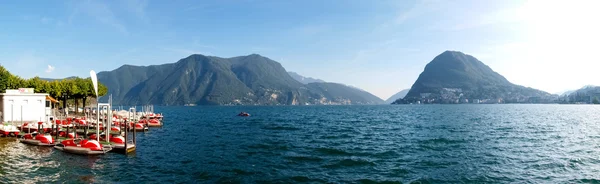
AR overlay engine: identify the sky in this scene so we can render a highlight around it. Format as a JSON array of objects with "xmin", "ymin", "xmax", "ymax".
[{"xmin": 1, "ymin": 0, "xmax": 599, "ymax": 100}]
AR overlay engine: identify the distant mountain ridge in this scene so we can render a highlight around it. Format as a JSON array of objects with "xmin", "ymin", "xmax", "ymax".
[
  {"xmin": 398, "ymin": 51, "xmax": 556, "ymax": 104},
  {"xmin": 40, "ymin": 76, "xmax": 78, "ymax": 81},
  {"xmin": 386, "ymin": 89, "xmax": 410, "ymax": 104},
  {"xmin": 558, "ymin": 85, "xmax": 600, "ymax": 104},
  {"xmin": 287, "ymin": 72, "xmax": 325, "ymax": 84},
  {"xmin": 93, "ymin": 54, "xmax": 383, "ymax": 105}
]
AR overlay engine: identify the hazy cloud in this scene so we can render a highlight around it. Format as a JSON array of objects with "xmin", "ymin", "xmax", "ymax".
[
  {"xmin": 68, "ymin": 0, "xmax": 128, "ymax": 34},
  {"xmin": 45, "ymin": 65, "xmax": 55, "ymax": 73}
]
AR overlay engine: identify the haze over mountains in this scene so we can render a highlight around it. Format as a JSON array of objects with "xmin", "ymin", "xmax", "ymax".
[
  {"xmin": 94, "ymin": 54, "xmax": 384, "ymax": 105},
  {"xmin": 394, "ymin": 51, "xmax": 556, "ymax": 104},
  {"xmin": 557, "ymin": 85, "xmax": 600, "ymax": 104},
  {"xmin": 385, "ymin": 89, "xmax": 410, "ymax": 104}
]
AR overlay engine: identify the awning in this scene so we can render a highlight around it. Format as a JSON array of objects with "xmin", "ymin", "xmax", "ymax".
[{"xmin": 46, "ymin": 96, "xmax": 59, "ymax": 103}]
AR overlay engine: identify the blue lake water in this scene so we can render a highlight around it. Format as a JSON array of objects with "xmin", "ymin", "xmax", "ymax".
[{"xmin": 1, "ymin": 104, "xmax": 600, "ymax": 183}]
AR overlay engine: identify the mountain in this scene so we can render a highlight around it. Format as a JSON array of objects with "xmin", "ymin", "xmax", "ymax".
[
  {"xmin": 559, "ymin": 85, "xmax": 600, "ymax": 104},
  {"xmin": 287, "ymin": 72, "xmax": 325, "ymax": 84},
  {"xmin": 385, "ymin": 89, "xmax": 410, "ymax": 104},
  {"xmin": 287, "ymin": 72, "xmax": 383, "ymax": 104},
  {"xmin": 306, "ymin": 82, "xmax": 384, "ymax": 104},
  {"xmin": 399, "ymin": 51, "xmax": 555, "ymax": 104},
  {"xmin": 40, "ymin": 76, "xmax": 78, "ymax": 81},
  {"xmin": 556, "ymin": 85, "xmax": 597, "ymax": 96},
  {"xmin": 96, "ymin": 54, "xmax": 383, "ymax": 105},
  {"xmin": 556, "ymin": 90, "xmax": 573, "ymax": 96}
]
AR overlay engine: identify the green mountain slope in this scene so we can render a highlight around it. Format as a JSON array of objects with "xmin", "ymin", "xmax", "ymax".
[
  {"xmin": 119, "ymin": 55, "xmax": 254, "ymax": 105},
  {"xmin": 402, "ymin": 51, "xmax": 555, "ymax": 103},
  {"xmin": 95, "ymin": 54, "xmax": 383, "ymax": 105}
]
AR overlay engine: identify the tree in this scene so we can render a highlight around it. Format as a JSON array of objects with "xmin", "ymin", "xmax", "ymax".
[
  {"xmin": 27, "ymin": 77, "xmax": 48, "ymax": 93},
  {"xmin": 98, "ymin": 83, "xmax": 108, "ymax": 96},
  {"xmin": 77, "ymin": 78, "xmax": 92, "ymax": 108},
  {"xmin": 593, "ymin": 97, "xmax": 599, "ymax": 104},
  {"xmin": 0, "ymin": 67, "xmax": 109, "ymax": 110},
  {"xmin": 0, "ymin": 65, "xmax": 11, "ymax": 92}
]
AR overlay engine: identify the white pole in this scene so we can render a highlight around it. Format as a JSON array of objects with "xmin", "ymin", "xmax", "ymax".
[
  {"xmin": 108, "ymin": 94, "xmax": 112, "ymax": 142},
  {"xmin": 96, "ymin": 102, "xmax": 99, "ymax": 142}
]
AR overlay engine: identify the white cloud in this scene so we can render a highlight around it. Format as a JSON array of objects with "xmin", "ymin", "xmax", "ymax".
[{"xmin": 45, "ymin": 65, "xmax": 55, "ymax": 73}]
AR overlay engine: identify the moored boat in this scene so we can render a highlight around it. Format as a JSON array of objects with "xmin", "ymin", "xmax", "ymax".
[
  {"xmin": 147, "ymin": 119, "xmax": 162, "ymax": 127},
  {"xmin": 0, "ymin": 124, "xmax": 20, "ymax": 137},
  {"xmin": 54, "ymin": 139, "xmax": 112, "ymax": 155},
  {"xmin": 141, "ymin": 119, "xmax": 162, "ymax": 127},
  {"xmin": 103, "ymin": 135, "xmax": 135, "ymax": 154},
  {"xmin": 130, "ymin": 122, "xmax": 148, "ymax": 132},
  {"xmin": 19, "ymin": 132, "xmax": 56, "ymax": 146},
  {"xmin": 18, "ymin": 122, "xmax": 39, "ymax": 133}
]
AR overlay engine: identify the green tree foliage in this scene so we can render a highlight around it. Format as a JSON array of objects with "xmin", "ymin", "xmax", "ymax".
[
  {"xmin": 593, "ymin": 97, "xmax": 599, "ymax": 104},
  {"xmin": 0, "ymin": 66, "xmax": 11, "ymax": 93},
  {"xmin": 0, "ymin": 65, "xmax": 109, "ymax": 108}
]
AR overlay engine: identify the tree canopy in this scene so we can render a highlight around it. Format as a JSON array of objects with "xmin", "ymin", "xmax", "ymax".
[{"xmin": 0, "ymin": 65, "xmax": 108, "ymax": 103}]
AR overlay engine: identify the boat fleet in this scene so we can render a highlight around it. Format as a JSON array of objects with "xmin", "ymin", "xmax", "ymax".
[
  {"xmin": 8, "ymin": 104, "xmax": 164, "ymax": 155},
  {"xmin": 1, "ymin": 70, "xmax": 165, "ymax": 156}
]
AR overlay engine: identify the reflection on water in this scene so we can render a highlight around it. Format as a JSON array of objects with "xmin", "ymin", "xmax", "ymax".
[{"xmin": 0, "ymin": 137, "xmax": 104, "ymax": 183}]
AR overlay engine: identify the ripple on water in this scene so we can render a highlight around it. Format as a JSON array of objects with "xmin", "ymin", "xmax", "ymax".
[
  {"xmin": 314, "ymin": 147, "xmax": 353, "ymax": 156},
  {"xmin": 260, "ymin": 125, "xmax": 301, "ymax": 131},
  {"xmin": 323, "ymin": 159, "xmax": 376, "ymax": 169},
  {"xmin": 284, "ymin": 155, "xmax": 324, "ymax": 162},
  {"xmin": 357, "ymin": 179, "xmax": 403, "ymax": 184},
  {"xmin": 1, "ymin": 105, "xmax": 600, "ymax": 183}
]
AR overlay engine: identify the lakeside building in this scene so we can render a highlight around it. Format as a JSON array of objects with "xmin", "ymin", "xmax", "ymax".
[{"xmin": 0, "ymin": 88, "xmax": 58, "ymax": 123}]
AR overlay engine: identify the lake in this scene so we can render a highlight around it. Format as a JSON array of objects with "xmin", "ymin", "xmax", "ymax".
[{"xmin": 1, "ymin": 104, "xmax": 600, "ymax": 183}]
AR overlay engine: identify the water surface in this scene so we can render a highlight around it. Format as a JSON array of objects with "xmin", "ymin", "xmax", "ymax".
[{"xmin": 1, "ymin": 104, "xmax": 600, "ymax": 183}]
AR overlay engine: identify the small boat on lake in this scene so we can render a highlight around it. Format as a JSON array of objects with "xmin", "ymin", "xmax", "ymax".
[{"xmin": 237, "ymin": 112, "xmax": 250, "ymax": 117}]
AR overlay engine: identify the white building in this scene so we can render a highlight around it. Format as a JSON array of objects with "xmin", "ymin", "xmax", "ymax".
[{"xmin": 0, "ymin": 88, "xmax": 55, "ymax": 123}]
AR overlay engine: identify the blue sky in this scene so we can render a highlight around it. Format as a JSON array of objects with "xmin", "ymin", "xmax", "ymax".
[{"xmin": 1, "ymin": 0, "xmax": 599, "ymax": 99}]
